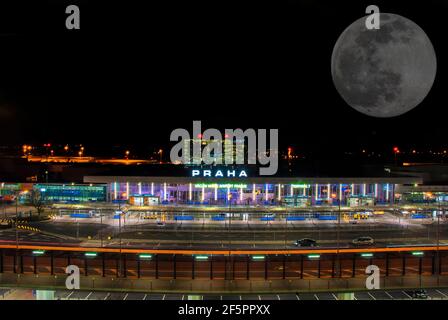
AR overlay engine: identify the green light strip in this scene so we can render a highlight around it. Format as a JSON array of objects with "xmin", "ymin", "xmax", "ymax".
[
  {"xmin": 412, "ymin": 251, "xmax": 424, "ymax": 256},
  {"xmin": 85, "ymin": 252, "xmax": 97, "ymax": 257},
  {"xmin": 251, "ymin": 255, "xmax": 265, "ymax": 260},
  {"xmin": 308, "ymin": 254, "xmax": 320, "ymax": 259},
  {"xmin": 361, "ymin": 253, "xmax": 373, "ymax": 258},
  {"xmin": 139, "ymin": 254, "xmax": 153, "ymax": 259},
  {"xmin": 195, "ymin": 255, "xmax": 209, "ymax": 260},
  {"xmin": 32, "ymin": 250, "xmax": 45, "ymax": 255}
]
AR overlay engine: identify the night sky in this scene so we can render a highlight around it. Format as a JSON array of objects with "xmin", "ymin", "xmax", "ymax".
[{"xmin": 0, "ymin": 0, "xmax": 446, "ymax": 154}]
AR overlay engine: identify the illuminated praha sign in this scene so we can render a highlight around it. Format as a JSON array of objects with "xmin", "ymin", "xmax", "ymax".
[{"xmin": 191, "ymin": 169, "xmax": 248, "ymax": 178}]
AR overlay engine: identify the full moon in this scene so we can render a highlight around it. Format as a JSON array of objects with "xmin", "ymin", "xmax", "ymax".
[{"xmin": 331, "ymin": 13, "xmax": 437, "ymax": 117}]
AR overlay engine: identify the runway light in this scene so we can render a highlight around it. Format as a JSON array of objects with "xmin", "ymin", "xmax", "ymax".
[
  {"xmin": 361, "ymin": 253, "xmax": 373, "ymax": 258},
  {"xmin": 251, "ymin": 255, "xmax": 265, "ymax": 261},
  {"xmin": 85, "ymin": 252, "xmax": 97, "ymax": 257},
  {"xmin": 412, "ymin": 251, "xmax": 424, "ymax": 256},
  {"xmin": 195, "ymin": 255, "xmax": 209, "ymax": 261},
  {"xmin": 138, "ymin": 254, "xmax": 153, "ymax": 259},
  {"xmin": 308, "ymin": 254, "xmax": 320, "ymax": 259},
  {"xmin": 32, "ymin": 250, "xmax": 45, "ymax": 255}
]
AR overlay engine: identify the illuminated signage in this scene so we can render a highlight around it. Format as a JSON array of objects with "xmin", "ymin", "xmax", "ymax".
[
  {"xmin": 291, "ymin": 184, "xmax": 310, "ymax": 188},
  {"xmin": 194, "ymin": 184, "xmax": 248, "ymax": 189},
  {"xmin": 191, "ymin": 169, "xmax": 248, "ymax": 178}
]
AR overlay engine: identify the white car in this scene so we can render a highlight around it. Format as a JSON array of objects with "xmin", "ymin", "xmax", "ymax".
[{"xmin": 352, "ymin": 236, "xmax": 374, "ymax": 246}]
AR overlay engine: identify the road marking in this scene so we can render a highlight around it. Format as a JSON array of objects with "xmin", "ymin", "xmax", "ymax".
[
  {"xmin": 277, "ymin": 294, "xmax": 281, "ymax": 300},
  {"xmin": 162, "ymin": 294, "xmax": 166, "ymax": 300},
  {"xmin": 104, "ymin": 293, "xmax": 110, "ymax": 300},
  {"xmin": 436, "ymin": 289, "xmax": 448, "ymax": 298},
  {"xmin": 123, "ymin": 293, "xmax": 128, "ymax": 300},
  {"xmin": 143, "ymin": 294, "xmax": 147, "ymax": 300},
  {"xmin": 295, "ymin": 294, "xmax": 300, "ymax": 300},
  {"xmin": 402, "ymin": 291, "xmax": 413, "ymax": 299},
  {"xmin": 367, "ymin": 292, "xmax": 376, "ymax": 300},
  {"xmin": 384, "ymin": 291, "xmax": 394, "ymax": 299},
  {"xmin": 314, "ymin": 294, "xmax": 319, "ymax": 300},
  {"xmin": 331, "ymin": 293, "xmax": 338, "ymax": 300},
  {"xmin": 66, "ymin": 291, "xmax": 74, "ymax": 299},
  {"xmin": 85, "ymin": 292, "xmax": 92, "ymax": 300}
]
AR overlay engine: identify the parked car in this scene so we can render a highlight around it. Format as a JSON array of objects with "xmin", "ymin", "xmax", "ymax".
[
  {"xmin": 293, "ymin": 238, "xmax": 317, "ymax": 247},
  {"xmin": 410, "ymin": 289, "xmax": 428, "ymax": 299},
  {"xmin": 352, "ymin": 236, "xmax": 374, "ymax": 246},
  {"xmin": 156, "ymin": 221, "xmax": 166, "ymax": 227}
]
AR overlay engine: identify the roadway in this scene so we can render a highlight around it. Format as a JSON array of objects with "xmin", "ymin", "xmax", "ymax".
[
  {"xmin": 0, "ymin": 210, "xmax": 446, "ymax": 250},
  {"xmin": 0, "ymin": 216, "xmax": 445, "ymax": 250}
]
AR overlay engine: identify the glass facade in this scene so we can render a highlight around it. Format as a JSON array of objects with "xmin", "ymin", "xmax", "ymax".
[
  {"xmin": 35, "ymin": 184, "xmax": 107, "ymax": 203},
  {"xmin": 108, "ymin": 181, "xmax": 394, "ymax": 207}
]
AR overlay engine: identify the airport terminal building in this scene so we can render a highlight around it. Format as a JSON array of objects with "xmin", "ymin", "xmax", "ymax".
[
  {"xmin": 82, "ymin": 167, "xmax": 424, "ymax": 207},
  {"xmin": 3, "ymin": 165, "xmax": 448, "ymax": 207}
]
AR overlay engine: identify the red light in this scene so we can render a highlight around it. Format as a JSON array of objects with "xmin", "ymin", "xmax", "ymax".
[
  {"xmin": 197, "ymin": 134, "xmax": 202, "ymax": 139},
  {"xmin": 393, "ymin": 147, "xmax": 399, "ymax": 153}
]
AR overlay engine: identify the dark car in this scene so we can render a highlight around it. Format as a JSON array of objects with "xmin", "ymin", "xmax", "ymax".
[
  {"xmin": 410, "ymin": 289, "xmax": 428, "ymax": 299},
  {"xmin": 293, "ymin": 238, "xmax": 317, "ymax": 247}
]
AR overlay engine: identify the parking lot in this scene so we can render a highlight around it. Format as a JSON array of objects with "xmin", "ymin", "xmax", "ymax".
[{"xmin": 52, "ymin": 288, "xmax": 448, "ymax": 300}]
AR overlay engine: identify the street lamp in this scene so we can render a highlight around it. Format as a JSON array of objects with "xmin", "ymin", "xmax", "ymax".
[
  {"xmin": 393, "ymin": 146, "xmax": 400, "ymax": 166},
  {"xmin": 158, "ymin": 149, "xmax": 163, "ymax": 163}
]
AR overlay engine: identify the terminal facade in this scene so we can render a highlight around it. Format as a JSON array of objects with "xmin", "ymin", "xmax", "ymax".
[
  {"xmin": 2, "ymin": 173, "xmax": 447, "ymax": 207},
  {"xmin": 83, "ymin": 175, "xmax": 425, "ymax": 207}
]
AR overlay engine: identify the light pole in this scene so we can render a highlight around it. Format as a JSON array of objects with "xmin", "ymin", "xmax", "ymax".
[
  {"xmin": 15, "ymin": 191, "xmax": 19, "ymax": 249},
  {"xmin": 228, "ymin": 193, "xmax": 232, "ymax": 249},
  {"xmin": 331, "ymin": 192, "xmax": 341, "ymax": 277},
  {"xmin": 436, "ymin": 195, "xmax": 441, "ymax": 285},
  {"xmin": 100, "ymin": 208, "xmax": 103, "ymax": 247}
]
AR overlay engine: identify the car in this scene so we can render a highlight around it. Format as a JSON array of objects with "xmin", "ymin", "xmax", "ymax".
[
  {"xmin": 156, "ymin": 221, "xmax": 166, "ymax": 227},
  {"xmin": 410, "ymin": 289, "xmax": 428, "ymax": 299},
  {"xmin": 353, "ymin": 213, "xmax": 369, "ymax": 220},
  {"xmin": 352, "ymin": 236, "xmax": 374, "ymax": 246},
  {"xmin": 293, "ymin": 238, "xmax": 317, "ymax": 247}
]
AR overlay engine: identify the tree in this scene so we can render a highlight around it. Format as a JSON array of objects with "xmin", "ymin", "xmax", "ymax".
[{"xmin": 30, "ymin": 189, "xmax": 44, "ymax": 218}]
